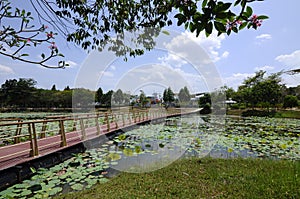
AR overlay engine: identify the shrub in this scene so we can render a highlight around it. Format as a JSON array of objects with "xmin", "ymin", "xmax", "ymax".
[
  {"xmin": 229, "ymin": 104, "xmax": 240, "ymax": 109},
  {"xmin": 241, "ymin": 110, "xmax": 276, "ymax": 117},
  {"xmin": 200, "ymin": 103, "xmax": 212, "ymax": 114},
  {"xmin": 283, "ymin": 95, "xmax": 298, "ymax": 108}
]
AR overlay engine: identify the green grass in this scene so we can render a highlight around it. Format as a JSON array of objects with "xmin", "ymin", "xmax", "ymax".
[
  {"xmin": 55, "ymin": 158, "xmax": 300, "ymax": 199},
  {"xmin": 227, "ymin": 109, "xmax": 300, "ymax": 119},
  {"xmin": 274, "ymin": 110, "xmax": 300, "ymax": 119}
]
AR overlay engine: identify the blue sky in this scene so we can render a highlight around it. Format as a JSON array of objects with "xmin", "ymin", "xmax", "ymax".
[{"xmin": 0, "ymin": 0, "xmax": 299, "ymax": 95}]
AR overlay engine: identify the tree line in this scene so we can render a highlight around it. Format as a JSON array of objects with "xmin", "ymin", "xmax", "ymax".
[
  {"xmin": 0, "ymin": 78, "xmax": 193, "ymax": 110},
  {"xmin": 0, "ymin": 78, "xmax": 113, "ymax": 110},
  {"xmin": 220, "ymin": 71, "xmax": 300, "ymax": 109},
  {"xmin": 0, "ymin": 71, "xmax": 299, "ymax": 111}
]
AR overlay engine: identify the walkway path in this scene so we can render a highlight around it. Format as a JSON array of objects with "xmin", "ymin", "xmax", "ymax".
[{"xmin": 0, "ymin": 108, "xmax": 201, "ymax": 170}]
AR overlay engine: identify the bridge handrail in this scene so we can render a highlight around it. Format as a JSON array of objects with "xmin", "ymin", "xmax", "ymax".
[{"xmin": 0, "ymin": 108, "xmax": 194, "ymax": 163}]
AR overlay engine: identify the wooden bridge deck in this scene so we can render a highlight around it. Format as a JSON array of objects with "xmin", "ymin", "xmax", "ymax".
[{"xmin": 0, "ymin": 109, "xmax": 200, "ymax": 171}]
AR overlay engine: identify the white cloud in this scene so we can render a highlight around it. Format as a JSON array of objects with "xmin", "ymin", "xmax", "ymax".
[
  {"xmin": 221, "ymin": 51, "xmax": 229, "ymax": 59},
  {"xmin": 254, "ymin": 65, "xmax": 275, "ymax": 71},
  {"xmin": 275, "ymin": 50, "xmax": 300, "ymax": 68},
  {"xmin": 223, "ymin": 73, "xmax": 254, "ymax": 89},
  {"xmin": 164, "ymin": 30, "xmax": 229, "ymax": 63},
  {"xmin": 98, "ymin": 71, "xmax": 114, "ymax": 77},
  {"xmin": 156, "ymin": 30, "xmax": 225, "ymax": 91},
  {"xmin": 183, "ymin": 31, "xmax": 228, "ymax": 62},
  {"xmin": 256, "ymin": 34, "xmax": 272, "ymax": 40},
  {"xmin": 0, "ymin": 64, "xmax": 14, "ymax": 75},
  {"xmin": 158, "ymin": 53, "xmax": 188, "ymax": 68},
  {"xmin": 113, "ymin": 64, "xmax": 210, "ymax": 94}
]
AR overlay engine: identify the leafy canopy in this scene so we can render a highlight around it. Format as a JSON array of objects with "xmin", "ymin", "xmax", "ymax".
[{"xmin": 0, "ymin": 0, "xmax": 267, "ymax": 68}]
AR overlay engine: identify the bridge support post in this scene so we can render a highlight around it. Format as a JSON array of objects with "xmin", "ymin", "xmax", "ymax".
[
  {"xmin": 122, "ymin": 114, "xmax": 125, "ymax": 126},
  {"xmin": 41, "ymin": 121, "xmax": 47, "ymax": 138},
  {"xmin": 59, "ymin": 120, "xmax": 67, "ymax": 147},
  {"xmin": 31, "ymin": 123, "xmax": 39, "ymax": 156},
  {"xmin": 128, "ymin": 113, "xmax": 131, "ymax": 124},
  {"xmin": 80, "ymin": 119, "xmax": 86, "ymax": 140},
  {"xmin": 133, "ymin": 112, "xmax": 136, "ymax": 123},
  {"xmin": 72, "ymin": 119, "xmax": 77, "ymax": 131},
  {"xmin": 28, "ymin": 123, "xmax": 35, "ymax": 157},
  {"xmin": 95, "ymin": 117, "xmax": 100, "ymax": 135},
  {"xmin": 105, "ymin": 113, "xmax": 110, "ymax": 132},
  {"xmin": 114, "ymin": 114, "xmax": 118, "ymax": 129},
  {"xmin": 14, "ymin": 121, "xmax": 22, "ymax": 144}
]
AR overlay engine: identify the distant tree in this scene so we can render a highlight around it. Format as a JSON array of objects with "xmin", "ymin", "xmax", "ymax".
[
  {"xmin": 220, "ymin": 85, "xmax": 236, "ymax": 100},
  {"xmin": 0, "ymin": 78, "xmax": 36, "ymax": 107},
  {"xmin": 113, "ymin": 89, "xmax": 124, "ymax": 105},
  {"xmin": 51, "ymin": 84, "xmax": 57, "ymax": 91},
  {"xmin": 198, "ymin": 93, "xmax": 212, "ymax": 107},
  {"xmin": 33, "ymin": 89, "xmax": 54, "ymax": 108},
  {"xmin": 102, "ymin": 90, "xmax": 114, "ymax": 107},
  {"xmin": 123, "ymin": 92, "xmax": 131, "ymax": 105},
  {"xmin": 72, "ymin": 88, "xmax": 95, "ymax": 107},
  {"xmin": 139, "ymin": 91, "xmax": 148, "ymax": 108},
  {"xmin": 236, "ymin": 71, "xmax": 284, "ymax": 109},
  {"xmin": 283, "ymin": 95, "xmax": 299, "ymax": 108},
  {"xmin": 95, "ymin": 87, "xmax": 104, "ymax": 104},
  {"xmin": 64, "ymin": 86, "xmax": 71, "ymax": 91},
  {"xmin": 163, "ymin": 87, "xmax": 175, "ymax": 104},
  {"xmin": 56, "ymin": 90, "xmax": 72, "ymax": 108},
  {"xmin": 178, "ymin": 86, "xmax": 191, "ymax": 102},
  {"xmin": 0, "ymin": 79, "xmax": 18, "ymax": 106},
  {"xmin": 285, "ymin": 85, "xmax": 300, "ymax": 100}
]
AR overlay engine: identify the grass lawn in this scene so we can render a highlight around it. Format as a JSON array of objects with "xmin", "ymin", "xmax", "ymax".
[
  {"xmin": 275, "ymin": 110, "xmax": 300, "ymax": 119},
  {"xmin": 55, "ymin": 158, "xmax": 300, "ymax": 199},
  {"xmin": 227, "ymin": 108, "xmax": 300, "ymax": 119}
]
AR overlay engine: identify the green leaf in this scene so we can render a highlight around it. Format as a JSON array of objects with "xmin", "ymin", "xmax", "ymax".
[
  {"xmin": 214, "ymin": 21, "xmax": 226, "ymax": 33},
  {"xmin": 239, "ymin": 22, "xmax": 248, "ymax": 30},
  {"xmin": 184, "ymin": 22, "xmax": 189, "ymax": 30},
  {"xmin": 202, "ymin": 0, "xmax": 208, "ymax": 7},
  {"xmin": 161, "ymin": 30, "xmax": 170, "ymax": 35},
  {"xmin": 30, "ymin": 167, "xmax": 36, "ymax": 173},
  {"xmin": 232, "ymin": 27, "xmax": 238, "ymax": 33},
  {"xmin": 205, "ymin": 22, "xmax": 213, "ymax": 35},
  {"xmin": 219, "ymin": 3, "xmax": 232, "ymax": 11},
  {"xmin": 189, "ymin": 22, "xmax": 195, "ymax": 32},
  {"xmin": 227, "ymin": 29, "xmax": 232, "ymax": 35},
  {"xmin": 257, "ymin": 15, "xmax": 269, "ymax": 20},
  {"xmin": 246, "ymin": 6, "xmax": 253, "ymax": 17},
  {"xmin": 71, "ymin": 183, "xmax": 84, "ymax": 191},
  {"xmin": 234, "ymin": 0, "xmax": 242, "ymax": 6}
]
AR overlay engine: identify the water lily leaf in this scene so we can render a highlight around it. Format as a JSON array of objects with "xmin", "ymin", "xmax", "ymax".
[
  {"xmin": 48, "ymin": 187, "xmax": 62, "ymax": 196},
  {"xmin": 133, "ymin": 145, "xmax": 141, "ymax": 153},
  {"xmin": 71, "ymin": 183, "xmax": 84, "ymax": 191},
  {"xmin": 110, "ymin": 161, "xmax": 118, "ymax": 166},
  {"xmin": 123, "ymin": 148, "xmax": 133, "ymax": 156},
  {"xmin": 98, "ymin": 178, "xmax": 109, "ymax": 183},
  {"xmin": 106, "ymin": 153, "xmax": 121, "ymax": 161}
]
